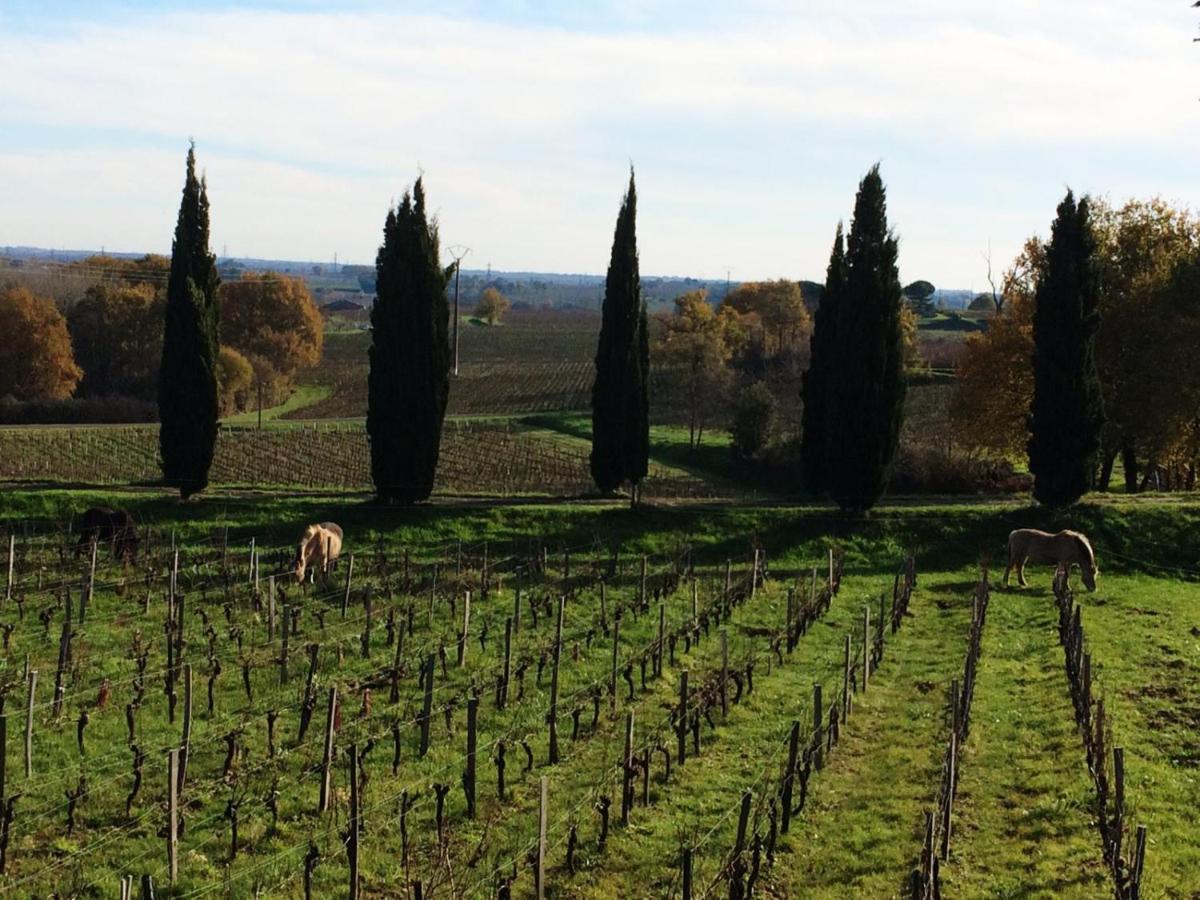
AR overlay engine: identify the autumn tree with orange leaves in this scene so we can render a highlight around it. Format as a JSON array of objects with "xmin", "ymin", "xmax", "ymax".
[{"xmin": 0, "ymin": 286, "xmax": 83, "ymax": 400}]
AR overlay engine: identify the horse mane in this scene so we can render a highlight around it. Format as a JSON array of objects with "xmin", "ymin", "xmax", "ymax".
[
  {"xmin": 1066, "ymin": 530, "xmax": 1096, "ymax": 570},
  {"xmin": 299, "ymin": 523, "xmax": 321, "ymax": 548}
]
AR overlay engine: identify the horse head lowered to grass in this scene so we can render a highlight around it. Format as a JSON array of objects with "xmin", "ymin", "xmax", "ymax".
[
  {"xmin": 293, "ymin": 522, "xmax": 343, "ymax": 583},
  {"xmin": 1004, "ymin": 528, "xmax": 1098, "ymax": 592}
]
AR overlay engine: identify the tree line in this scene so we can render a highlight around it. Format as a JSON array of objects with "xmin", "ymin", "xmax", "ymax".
[
  {"xmin": 0, "ymin": 251, "xmax": 323, "ymax": 421},
  {"xmin": 6, "ymin": 141, "xmax": 1149, "ymax": 510}
]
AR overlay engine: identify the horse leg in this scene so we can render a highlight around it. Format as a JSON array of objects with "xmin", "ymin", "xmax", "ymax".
[
  {"xmin": 1002, "ymin": 555, "xmax": 1013, "ymax": 588},
  {"xmin": 1017, "ymin": 557, "xmax": 1028, "ymax": 587}
]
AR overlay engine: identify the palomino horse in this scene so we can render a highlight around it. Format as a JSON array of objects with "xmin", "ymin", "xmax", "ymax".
[
  {"xmin": 293, "ymin": 522, "xmax": 343, "ymax": 583},
  {"xmin": 76, "ymin": 507, "xmax": 139, "ymax": 564},
  {"xmin": 1004, "ymin": 529, "xmax": 1098, "ymax": 592}
]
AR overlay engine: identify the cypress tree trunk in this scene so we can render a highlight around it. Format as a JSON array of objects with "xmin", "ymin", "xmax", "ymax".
[
  {"xmin": 591, "ymin": 170, "xmax": 649, "ymax": 499},
  {"xmin": 801, "ymin": 223, "xmax": 846, "ymax": 496},
  {"xmin": 367, "ymin": 178, "xmax": 451, "ymax": 504},
  {"xmin": 1027, "ymin": 191, "xmax": 1105, "ymax": 508},
  {"xmin": 158, "ymin": 144, "xmax": 220, "ymax": 500},
  {"xmin": 827, "ymin": 166, "xmax": 906, "ymax": 513}
]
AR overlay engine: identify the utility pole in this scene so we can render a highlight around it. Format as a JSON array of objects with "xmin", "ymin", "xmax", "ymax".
[{"xmin": 447, "ymin": 245, "xmax": 471, "ymax": 377}]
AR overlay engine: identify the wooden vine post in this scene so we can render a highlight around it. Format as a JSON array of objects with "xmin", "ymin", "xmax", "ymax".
[
  {"xmin": 678, "ymin": 669, "xmax": 689, "ymax": 765},
  {"xmin": 0, "ymin": 713, "xmax": 6, "ymax": 803},
  {"xmin": 842, "ymin": 635, "xmax": 851, "ymax": 722},
  {"xmin": 420, "ymin": 654, "xmax": 434, "ymax": 757},
  {"xmin": 267, "ymin": 575, "xmax": 276, "ymax": 641},
  {"xmin": 500, "ymin": 617, "xmax": 513, "ymax": 710},
  {"xmin": 341, "ymin": 554, "xmax": 354, "ymax": 618},
  {"xmin": 812, "ymin": 683, "xmax": 823, "ymax": 770},
  {"xmin": 862, "ymin": 606, "xmax": 871, "ymax": 693},
  {"xmin": 610, "ymin": 614, "xmax": 620, "ymax": 713},
  {"xmin": 4, "ymin": 534, "xmax": 13, "ymax": 604},
  {"xmin": 780, "ymin": 720, "xmax": 799, "ymax": 833},
  {"xmin": 656, "ymin": 604, "xmax": 665, "ymax": 677},
  {"xmin": 347, "ymin": 743, "xmax": 360, "ymax": 900},
  {"xmin": 167, "ymin": 748, "xmax": 179, "ymax": 884},
  {"xmin": 279, "ymin": 600, "xmax": 291, "ymax": 686},
  {"xmin": 24, "ymin": 669, "xmax": 36, "ymax": 778},
  {"xmin": 465, "ymin": 696, "xmax": 478, "ymax": 819},
  {"xmin": 536, "ymin": 776, "xmax": 548, "ymax": 900},
  {"xmin": 940, "ymin": 732, "xmax": 956, "ymax": 860},
  {"xmin": 179, "ymin": 663, "xmax": 193, "ymax": 795},
  {"xmin": 83, "ymin": 537, "xmax": 97, "ymax": 622},
  {"xmin": 621, "ymin": 711, "xmax": 634, "ymax": 825},
  {"xmin": 548, "ymin": 597, "xmax": 565, "ymax": 764},
  {"xmin": 720, "ymin": 630, "xmax": 729, "ymax": 717},
  {"xmin": 457, "ymin": 591, "xmax": 471, "ymax": 667},
  {"xmin": 319, "ymin": 688, "xmax": 337, "ymax": 813}
]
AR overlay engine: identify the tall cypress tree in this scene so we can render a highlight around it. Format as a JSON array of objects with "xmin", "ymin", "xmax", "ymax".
[
  {"xmin": 801, "ymin": 222, "xmax": 846, "ymax": 495},
  {"xmin": 1028, "ymin": 190, "xmax": 1105, "ymax": 508},
  {"xmin": 827, "ymin": 165, "xmax": 906, "ymax": 513},
  {"xmin": 591, "ymin": 170, "xmax": 649, "ymax": 501},
  {"xmin": 367, "ymin": 177, "xmax": 451, "ymax": 504},
  {"xmin": 158, "ymin": 143, "xmax": 220, "ymax": 499}
]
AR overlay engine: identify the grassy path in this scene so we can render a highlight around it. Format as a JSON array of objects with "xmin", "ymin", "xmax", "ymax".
[
  {"xmin": 764, "ymin": 570, "xmax": 969, "ymax": 896},
  {"xmin": 947, "ymin": 585, "xmax": 1107, "ymax": 899},
  {"xmin": 223, "ymin": 384, "xmax": 332, "ymax": 426}
]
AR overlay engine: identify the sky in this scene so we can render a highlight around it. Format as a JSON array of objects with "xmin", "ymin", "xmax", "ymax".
[{"xmin": 1, "ymin": 1, "xmax": 1198, "ymax": 288}]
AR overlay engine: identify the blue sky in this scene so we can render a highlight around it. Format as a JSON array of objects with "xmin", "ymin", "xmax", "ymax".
[{"xmin": 1, "ymin": 1, "xmax": 1197, "ymax": 287}]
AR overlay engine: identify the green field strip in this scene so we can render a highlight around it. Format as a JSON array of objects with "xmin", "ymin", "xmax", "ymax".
[
  {"xmin": 1048, "ymin": 573, "xmax": 1200, "ymax": 898},
  {"xmin": 223, "ymin": 384, "xmax": 333, "ymax": 426},
  {"xmin": 946, "ymin": 583, "xmax": 1107, "ymax": 899}
]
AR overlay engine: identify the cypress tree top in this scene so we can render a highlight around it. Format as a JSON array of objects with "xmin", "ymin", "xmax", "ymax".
[{"xmin": 168, "ymin": 144, "xmax": 220, "ymax": 315}]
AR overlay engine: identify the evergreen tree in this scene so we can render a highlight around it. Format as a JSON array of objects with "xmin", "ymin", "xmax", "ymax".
[
  {"xmin": 367, "ymin": 178, "xmax": 451, "ymax": 504},
  {"xmin": 801, "ymin": 223, "xmax": 846, "ymax": 495},
  {"xmin": 591, "ymin": 170, "xmax": 649, "ymax": 501},
  {"xmin": 1027, "ymin": 190, "xmax": 1105, "ymax": 507},
  {"xmin": 827, "ymin": 165, "xmax": 907, "ymax": 513},
  {"xmin": 158, "ymin": 143, "xmax": 220, "ymax": 499}
]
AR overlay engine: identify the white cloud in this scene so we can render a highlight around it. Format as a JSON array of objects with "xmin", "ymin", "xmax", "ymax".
[{"xmin": 1, "ymin": 1, "xmax": 1198, "ymax": 284}]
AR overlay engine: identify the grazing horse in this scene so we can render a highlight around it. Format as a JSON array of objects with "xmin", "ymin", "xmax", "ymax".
[
  {"xmin": 75, "ymin": 507, "xmax": 139, "ymax": 564},
  {"xmin": 1004, "ymin": 529, "xmax": 1098, "ymax": 592},
  {"xmin": 293, "ymin": 522, "xmax": 343, "ymax": 583}
]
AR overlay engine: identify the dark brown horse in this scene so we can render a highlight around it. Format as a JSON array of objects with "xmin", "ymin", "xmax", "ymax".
[{"xmin": 76, "ymin": 507, "xmax": 139, "ymax": 564}]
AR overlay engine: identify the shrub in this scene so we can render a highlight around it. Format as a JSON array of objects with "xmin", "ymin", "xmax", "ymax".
[
  {"xmin": 730, "ymin": 381, "xmax": 776, "ymax": 461},
  {"xmin": 216, "ymin": 346, "xmax": 255, "ymax": 416}
]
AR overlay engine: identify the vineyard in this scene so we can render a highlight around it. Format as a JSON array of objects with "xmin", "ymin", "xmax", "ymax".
[
  {"xmin": 0, "ymin": 423, "xmax": 725, "ymax": 499},
  {"xmin": 297, "ymin": 313, "xmax": 599, "ymax": 420},
  {"xmin": 0, "ymin": 501, "xmax": 1195, "ymax": 898}
]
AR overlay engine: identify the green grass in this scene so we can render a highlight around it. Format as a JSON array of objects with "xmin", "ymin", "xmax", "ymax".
[
  {"xmin": 223, "ymin": 384, "xmax": 332, "ymax": 426},
  {"xmin": 0, "ymin": 492, "xmax": 1197, "ymax": 896},
  {"xmin": 523, "ymin": 412, "xmax": 781, "ymax": 494}
]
